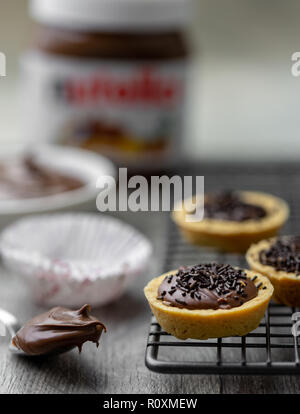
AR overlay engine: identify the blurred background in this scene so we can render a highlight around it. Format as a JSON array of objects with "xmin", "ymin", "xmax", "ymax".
[{"xmin": 1, "ymin": 0, "xmax": 300, "ymax": 162}]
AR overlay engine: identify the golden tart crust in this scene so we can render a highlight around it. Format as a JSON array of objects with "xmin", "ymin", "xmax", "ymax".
[
  {"xmin": 172, "ymin": 191, "xmax": 289, "ymax": 253},
  {"xmin": 247, "ymin": 238, "xmax": 300, "ymax": 307},
  {"xmin": 144, "ymin": 269, "xmax": 273, "ymax": 340}
]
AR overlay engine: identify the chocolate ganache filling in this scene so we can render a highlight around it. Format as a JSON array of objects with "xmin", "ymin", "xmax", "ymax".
[
  {"xmin": 157, "ymin": 264, "xmax": 259, "ymax": 310},
  {"xmin": 204, "ymin": 191, "xmax": 266, "ymax": 222},
  {"xmin": 259, "ymin": 236, "xmax": 300, "ymax": 275},
  {"xmin": 12, "ymin": 304, "xmax": 106, "ymax": 356}
]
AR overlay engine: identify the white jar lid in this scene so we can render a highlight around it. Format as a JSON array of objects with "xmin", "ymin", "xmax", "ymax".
[{"xmin": 30, "ymin": 0, "xmax": 194, "ymax": 32}]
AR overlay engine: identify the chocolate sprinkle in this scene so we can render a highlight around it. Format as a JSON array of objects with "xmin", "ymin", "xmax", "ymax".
[
  {"xmin": 259, "ymin": 236, "xmax": 300, "ymax": 275},
  {"xmin": 157, "ymin": 263, "xmax": 258, "ymax": 310},
  {"xmin": 204, "ymin": 191, "xmax": 266, "ymax": 222}
]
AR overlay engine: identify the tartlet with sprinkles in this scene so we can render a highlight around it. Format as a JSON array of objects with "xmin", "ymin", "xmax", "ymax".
[
  {"xmin": 144, "ymin": 263, "xmax": 273, "ymax": 340},
  {"xmin": 247, "ymin": 236, "xmax": 300, "ymax": 307},
  {"xmin": 172, "ymin": 191, "xmax": 289, "ymax": 253}
]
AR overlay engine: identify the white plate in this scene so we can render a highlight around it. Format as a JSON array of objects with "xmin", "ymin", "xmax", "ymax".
[
  {"xmin": 0, "ymin": 213, "xmax": 152, "ymax": 307},
  {"xmin": 0, "ymin": 144, "xmax": 116, "ymax": 227}
]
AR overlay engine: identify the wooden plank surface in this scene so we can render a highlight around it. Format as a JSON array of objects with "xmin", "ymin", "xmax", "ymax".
[{"xmin": 0, "ymin": 166, "xmax": 300, "ymax": 393}]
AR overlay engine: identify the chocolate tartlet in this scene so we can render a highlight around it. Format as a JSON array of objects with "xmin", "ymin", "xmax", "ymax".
[
  {"xmin": 144, "ymin": 263, "xmax": 273, "ymax": 340},
  {"xmin": 12, "ymin": 304, "xmax": 106, "ymax": 356},
  {"xmin": 172, "ymin": 191, "xmax": 289, "ymax": 253},
  {"xmin": 247, "ymin": 236, "xmax": 300, "ymax": 307}
]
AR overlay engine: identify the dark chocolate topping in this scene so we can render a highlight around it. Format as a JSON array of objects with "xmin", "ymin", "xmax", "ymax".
[
  {"xmin": 12, "ymin": 304, "xmax": 106, "ymax": 356},
  {"xmin": 204, "ymin": 191, "xmax": 266, "ymax": 222},
  {"xmin": 157, "ymin": 264, "xmax": 259, "ymax": 310},
  {"xmin": 0, "ymin": 155, "xmax": 83, "ymax": 201},
  {"xmin": 259, "ymin": 236, "xmax": 300, "ymax": 275}
]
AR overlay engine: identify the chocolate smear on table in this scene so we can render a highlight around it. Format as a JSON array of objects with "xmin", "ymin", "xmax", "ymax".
[
  {"xmin": 157, "ymin": 264, "xmax": 259, "ymax": 310},
  {"xmin": 204, "ymin": 191, "xmax": 266, "ymax": 222},
  {"xmin": 0, "ymin": 155, "xmax": 83, "ymax": 200},
  {"xmin": 12, "ymin": 305, "xmax": 106, "ymax": 356},
  {"xmin": 259, "ymin": 236, "xmax": 300, "ymax": 275}
]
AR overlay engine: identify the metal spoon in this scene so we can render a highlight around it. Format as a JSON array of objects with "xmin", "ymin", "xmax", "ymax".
[{"xmin": 0, "ymin": 308, "xmax": 24, "ymax": 356}]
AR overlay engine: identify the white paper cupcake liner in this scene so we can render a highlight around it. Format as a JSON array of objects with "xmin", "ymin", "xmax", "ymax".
[{"xmin": 0, "ymin": 213, "xmax": 152, "ymax": 307}]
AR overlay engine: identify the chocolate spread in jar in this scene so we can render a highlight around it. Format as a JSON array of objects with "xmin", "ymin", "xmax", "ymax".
[
  {"xmin": 0, "ymin": 155, "xmax": 84, "ymax": 200},
  {"xmin": 157, "ymin": 264, "xmax": 259, "ymax": 310},
  {"xmin": 12, "ymin": 304, "xmax": 106, "ymax": 356},
  {"xmin": 23, "ymin": 0, "xmax": 192, "ymax": 173}
]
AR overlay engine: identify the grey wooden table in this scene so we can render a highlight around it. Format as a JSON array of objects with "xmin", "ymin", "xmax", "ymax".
[{"xmin": 0, "ymin": 163, "xmax": 300, "ymax": 394}]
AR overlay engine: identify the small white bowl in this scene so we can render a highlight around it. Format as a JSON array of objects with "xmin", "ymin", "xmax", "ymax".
[
  {"xmin": 0, "ymin": 213, "xmax": 152, "ymax": 307},
  {"xmin": 0, "ymin": 144, "xmax": 116, "ymax": 228}
]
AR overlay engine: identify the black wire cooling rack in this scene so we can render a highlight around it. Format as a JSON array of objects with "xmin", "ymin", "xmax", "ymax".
[{"xmin": 145, "ymin": 165, "xmax": 300, "ymax": 375}]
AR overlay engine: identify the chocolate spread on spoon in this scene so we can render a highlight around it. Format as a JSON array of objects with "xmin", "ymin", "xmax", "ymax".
[
  {"xmin": 12, "ymin": 304, "xmax": 106, "ymax": 356},
  {"xmin": 0, "ymin": 155, "xmax": 83, "ymax": 201}
]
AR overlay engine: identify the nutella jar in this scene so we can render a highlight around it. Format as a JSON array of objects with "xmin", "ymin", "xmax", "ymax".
[{"xmin": 21, "ymin": 0, "xmax": 192, "ymax": 171}]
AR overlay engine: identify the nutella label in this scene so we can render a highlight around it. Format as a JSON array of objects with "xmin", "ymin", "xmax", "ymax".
[{"xmin": 21, "ymin": 52, "xmax": 187, "ymax": 167}]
